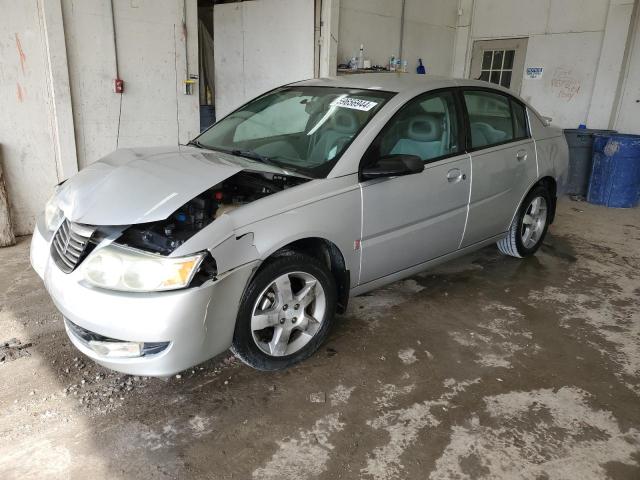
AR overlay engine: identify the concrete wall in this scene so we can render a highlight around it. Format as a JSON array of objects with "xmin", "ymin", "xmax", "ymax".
[
  {"xmin": 337, "ymin": 0, "xmax": 458, "ymax": 74},
  {"xmin": 338, "ymin": 0, "xmax": 403, "ymax": 67},
  {"xmin": 62, "ymin": 0, "xmax": 199, "ymax": 170},
  {"xmin": 613, "ymin": 0, "xmax": 640, "ymax": 132},
  {"xmin": 0, "ymin": 0, "xmax": 199, "ymax": 235},
  {"xmin": 2, "ymin": 0, "xmax": 638, "ymax": 235},
  {"xmin": 462, "ymin": 0, "xmax": 635, "ymax": 129},
  {"xmin": 213, "ymin": 0, "xmax": 315, "ymax": 118},
  {"xmin": 402, "ymin": 0, "xmax": 458, "ymax": 75},
  {"xmin": 320, "ymin": 0, "xmax": 341, "ymax": 77},
  {"xmin": 338, "ymin": 0, "xmax": 636, "ymax": 131},
  {"xmin": 0, "ymin": 0, "xmax": 70, "ymax": 236}
]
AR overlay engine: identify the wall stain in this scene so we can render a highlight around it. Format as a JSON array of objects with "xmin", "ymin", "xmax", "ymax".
[
  {"xmin": 16, "ymin": 83, "xmax": 24, "ymax": 103},
  {"xmin": 15, "ymin": 33, "xmax": 27, "ymax": 75}
]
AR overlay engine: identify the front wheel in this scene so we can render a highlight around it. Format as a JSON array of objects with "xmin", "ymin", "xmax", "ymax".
[
  {"xmin": 231, "ymin": 253, "xmax": 337, "ymax": 371},
  {"xmin": 497, "ymin": 185, "xmax": 551, "ymax": 258}
]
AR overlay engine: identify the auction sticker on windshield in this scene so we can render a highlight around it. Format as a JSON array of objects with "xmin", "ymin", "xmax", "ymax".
[{"xmin": 331, "ymin": 97, "xmax": 378, "ymax": 111}]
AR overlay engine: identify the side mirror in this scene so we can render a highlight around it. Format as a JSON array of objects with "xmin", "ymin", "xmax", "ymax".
[{"xmin": 361, "ymin": 154, "xmax": 424, "ymax": 179}]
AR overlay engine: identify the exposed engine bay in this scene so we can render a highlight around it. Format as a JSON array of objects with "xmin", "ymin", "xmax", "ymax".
[{"xmin": 115, "ymin": 171, "xmax": 308, "ymax": 255}]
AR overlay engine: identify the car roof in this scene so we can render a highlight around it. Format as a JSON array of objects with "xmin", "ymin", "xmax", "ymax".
[
  {"xmin": 292, "ymin": 73, "xmax": 543, "ymax": 121},
  {"xmin": 292, "ymin": 73, "xmax": 508, "ymax": 94}
]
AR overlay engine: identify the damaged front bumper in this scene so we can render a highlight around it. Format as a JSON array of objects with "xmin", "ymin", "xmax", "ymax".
[{"xmin": 30, "ymin": 218, "xmax": 257, "ymax": 376}]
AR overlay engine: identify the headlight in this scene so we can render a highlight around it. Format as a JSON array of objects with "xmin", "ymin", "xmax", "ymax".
[
  {"xmin": 82, "ymin": 245, "xmax": 205, "ymax": 292},
  {"xmin": 44, "ymin": 193, "xmax": 64, "ymax": 232}
]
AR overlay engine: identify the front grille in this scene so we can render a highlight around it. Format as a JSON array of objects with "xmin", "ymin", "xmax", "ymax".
[{"xmin": 51, "ymin": 219, "xmax": 96, "ymax": 273}]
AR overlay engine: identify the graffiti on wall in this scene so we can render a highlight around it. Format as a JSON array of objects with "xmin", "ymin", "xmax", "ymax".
[{"xmin": 551, "ymin": 68, "xmax": 581, "ymax": 101}]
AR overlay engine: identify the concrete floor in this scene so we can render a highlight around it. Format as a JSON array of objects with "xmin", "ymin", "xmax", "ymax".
[{"xmin": 1, "ymin": 198, "xmax": 639, "ymax": 480}]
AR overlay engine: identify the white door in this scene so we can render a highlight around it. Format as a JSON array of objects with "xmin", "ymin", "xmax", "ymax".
[
  {"xmin": 213, "ymin": 0, "xmax": 315, "ymax": 118},
  {"xmin": 615, "ymin": 10, "xmax": 640, "ymax": 134},
  {"xmin": 470, "ymin": 38, "xmax": 528, "ymax": 94}
]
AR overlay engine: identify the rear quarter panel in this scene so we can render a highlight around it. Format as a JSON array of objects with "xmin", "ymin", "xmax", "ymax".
[{"xmin": 529, "ymin": 111, "xmax": 569, "ymax": 194}]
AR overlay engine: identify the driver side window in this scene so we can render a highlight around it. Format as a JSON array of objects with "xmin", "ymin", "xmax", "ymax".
[{"xmin": 377, "ymin": 91, "xmax": 461, "ymax": 162}]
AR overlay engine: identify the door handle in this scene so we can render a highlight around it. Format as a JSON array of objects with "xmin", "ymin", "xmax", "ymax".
[
  {"xmin": 516, "ymin": 150, "xmax": 528, "ymax": 162},
  {"xmin": 446, "ymin": 168, "xmax": 465, "ymax": 183}
]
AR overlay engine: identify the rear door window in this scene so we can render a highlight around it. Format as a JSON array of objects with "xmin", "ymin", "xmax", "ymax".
[
  {"xmin": 463, "ymin": 90, "xmax": 515, "ymax": 149},
  {"xmin": 511, "ymin": 100, "xmax": 528, "ymax": 139}
]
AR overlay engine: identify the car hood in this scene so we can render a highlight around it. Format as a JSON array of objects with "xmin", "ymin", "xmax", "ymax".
[{"xmin": 56, "ymin": 146, "xmax": 290, "ymax": 226}]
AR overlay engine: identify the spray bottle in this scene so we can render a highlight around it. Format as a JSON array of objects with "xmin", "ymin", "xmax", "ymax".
[{"xmin": 357, "ymin": 44, "xmax": 365, "ymax": 69}]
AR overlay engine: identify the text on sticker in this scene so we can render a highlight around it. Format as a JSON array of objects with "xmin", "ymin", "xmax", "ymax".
[{"xmin": 331, "ymin": 97, "xmax": 378, "ymax": 111}]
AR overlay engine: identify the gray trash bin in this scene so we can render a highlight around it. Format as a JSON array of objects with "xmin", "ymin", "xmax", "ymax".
[{"xmin": 563, "ymin": 129, "xmax": 616, "ymax": 196}]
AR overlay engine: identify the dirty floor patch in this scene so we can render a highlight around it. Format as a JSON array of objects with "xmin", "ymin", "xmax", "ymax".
[{"xmin": 1, "ymin": 199, "xmax": 639, "ymax": 479}]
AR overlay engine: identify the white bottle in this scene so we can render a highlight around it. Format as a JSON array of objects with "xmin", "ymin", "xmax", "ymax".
[{"xmin": 357, "ymin": 44, "xmax": 365, "ymax": 69}]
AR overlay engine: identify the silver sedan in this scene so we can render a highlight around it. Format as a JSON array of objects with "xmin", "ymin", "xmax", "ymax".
[{"xmin": 30, "ymin": 74, "xmax": 568, "ymax": 376}]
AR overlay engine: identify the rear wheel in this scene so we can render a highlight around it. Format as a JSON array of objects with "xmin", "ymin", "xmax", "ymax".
[
  {"xmin": 231, "ymin": 253, "xmax": 336, "ymax": 371},
  {"xmin": 497, "ymin": 185, "xmax": 551, "ymax": 258}
]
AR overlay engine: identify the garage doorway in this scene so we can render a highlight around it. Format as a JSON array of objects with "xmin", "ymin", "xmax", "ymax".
[
  {"xmin": 198, "ymin": 0, "xmax": 216, "ymax": 131},
  {"xmin": 470, "ymin": 38, "xmax": 528, "ymax": 94},
  {"xmin": 211, "ymin": 0, "xmax": 315, "ymax": 119},
  {"xmin": 197, "ymin": 0, "xmax": 317, "ymax": 130}
]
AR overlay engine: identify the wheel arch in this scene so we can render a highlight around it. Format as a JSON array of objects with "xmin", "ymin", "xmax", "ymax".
[
  {"xmin": 511, "ymin": 176, "xmax": 558, "ymax": 226},
  {"xmin": 536, "ymin": 176, "xmax": 558, "ymax": 224},
  {"xmin": 256, "ymin": 236, "xmax": 350, "ymax": 314}
]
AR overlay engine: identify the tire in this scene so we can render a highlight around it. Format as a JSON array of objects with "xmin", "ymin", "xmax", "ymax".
[
  {"xmin": 230, "ymin": 252, "xmax": 337, "ymax": 371},
  {"xmin": 497, "ymin": 185, "xmax": 551, "ymax": 258}
]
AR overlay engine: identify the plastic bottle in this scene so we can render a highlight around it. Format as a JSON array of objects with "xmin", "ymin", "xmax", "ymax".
[{"xmin": 357, "ymin": 44, "xmax": 365, "ymax": 69}]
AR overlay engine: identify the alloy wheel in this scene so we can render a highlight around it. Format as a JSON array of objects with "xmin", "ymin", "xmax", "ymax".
[
  {"xmin": 521, "ymin": 196, "xmax": 548, "ymax": 249},
  {"xmin": 250, "ymin": 271, "xmax": 326, "ymax": 357}
]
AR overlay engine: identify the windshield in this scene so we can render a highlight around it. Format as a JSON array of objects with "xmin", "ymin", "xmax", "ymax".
[{"xmin": 194, "ymin": 86, "xmax": 394, "ymax": 178}]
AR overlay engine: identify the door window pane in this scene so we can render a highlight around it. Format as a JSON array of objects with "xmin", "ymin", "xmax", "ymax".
[
  {"xmin": 501, "ymin": 71, "xmax": 512, "ymax": 88},
  {"xmin": 503, "ymin": 50, "xmax": 515, "ymax": 69},
  {"xmin": 492, "ymin": 50, "xmax": 504, "ymax": 70},
  {"xmin": 511, "ymin": 100, "xmax": 528, "ymax": 138},
  {"xmin": 478, "ymin": 49, "xmax": 516, "ymax": 89},
  {"xmin": 482, "ymin": 51, "xmax": 492, "ymax": 70},
  {"xmin": 375, "ymin": 91, "xmax": 460, "ymax": 162},
  {"xmin": 464, "ymin": 91, "xmax": 515, "ymax": 148}
]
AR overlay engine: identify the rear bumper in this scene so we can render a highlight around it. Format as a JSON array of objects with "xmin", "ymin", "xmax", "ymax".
[{"xmin": 30, "ymin": 218, "xmax": 257, "ymax": 376}]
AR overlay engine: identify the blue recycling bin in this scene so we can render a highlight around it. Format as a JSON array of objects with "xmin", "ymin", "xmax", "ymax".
[{"xmin": 587, "ymin": 134, "xmax": 640, "ymax": 208}]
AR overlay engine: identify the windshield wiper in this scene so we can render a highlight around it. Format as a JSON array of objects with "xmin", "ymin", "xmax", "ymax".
[
  {"xmin": 186, "ymin": 140, "xmax": 226, "ymax": 153},
  {"xmin": 231, "ymin": 149, "xmax": 281, "ymax": 168},
  {"xmin": 186, "ymin": 140, "xmax": 205, "ymax": 148},
  {"xmin": 188, "ymin": 142, "xmax": 279, "ymax": 167},
  {"xmin": 188, "ymin": 144, "xmax": 307, "ymax": 176}
]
